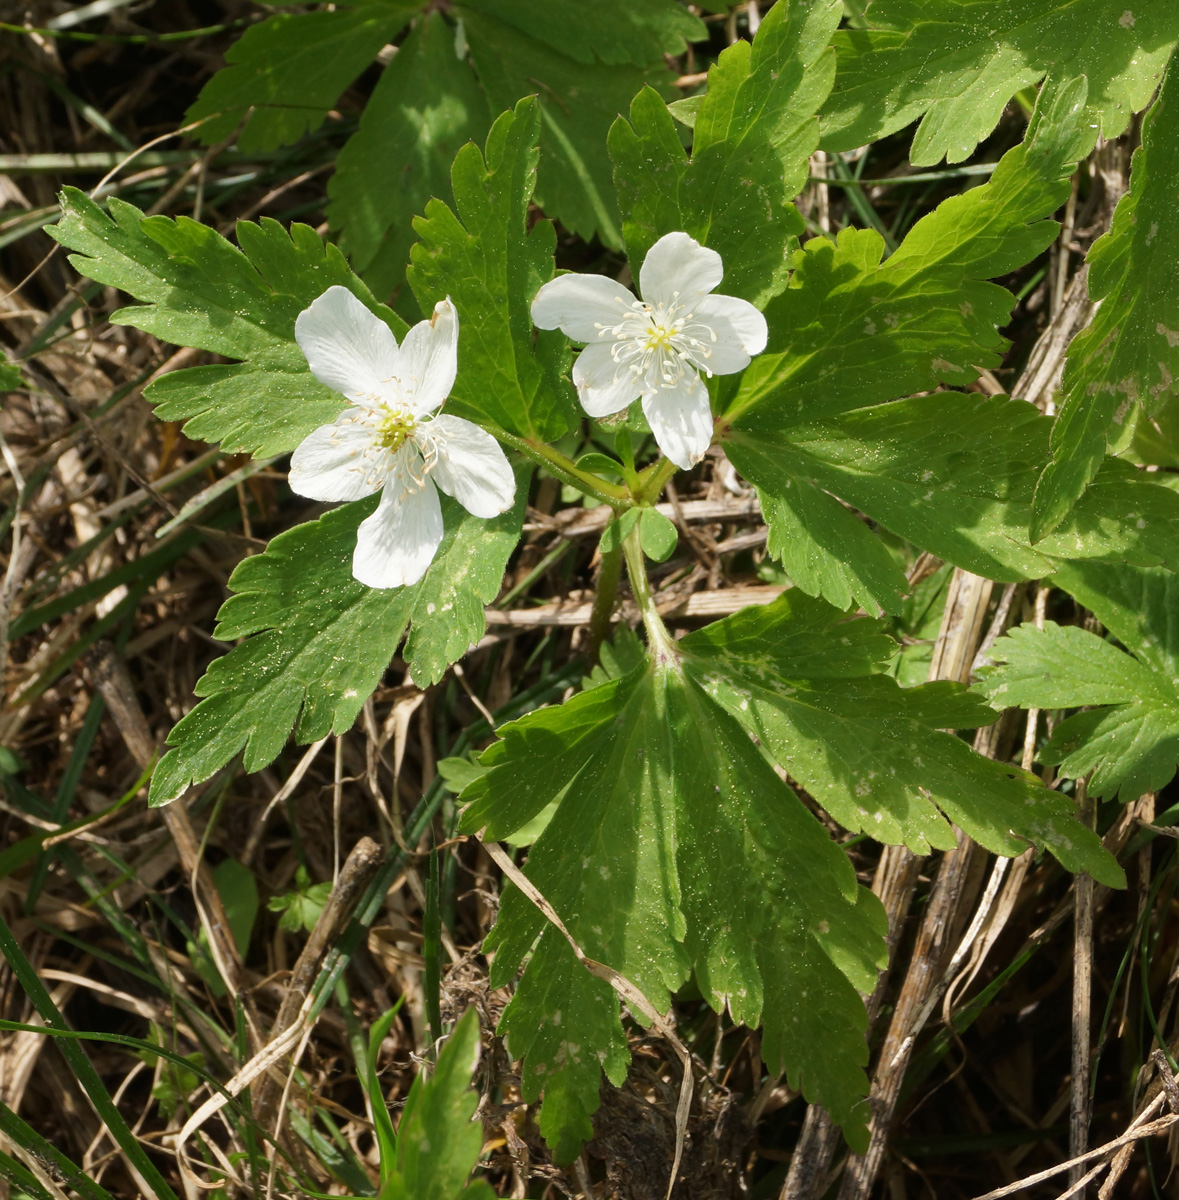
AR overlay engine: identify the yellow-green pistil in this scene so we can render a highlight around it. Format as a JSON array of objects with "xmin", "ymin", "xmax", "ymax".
[{"xmin": 376, "ymin": 405, "xmax": 417, "ymax": 452}]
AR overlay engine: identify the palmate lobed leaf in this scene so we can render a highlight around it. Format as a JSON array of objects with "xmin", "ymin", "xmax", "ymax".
[
  {"xmin": 407, "ymin": 97, "xmax": 578, "ymax": 443},
  {"xmin": 1032, "ymin": 63, "xmax": 1179, "ymax": 539},
  {"xmin": 467, "ymin": 658, "xmax": 885, "ymax": 1160},
  {"xmin": 49, "ymin": 188, "xmax": 399, "ymax": 458},
  {"xmin": 326, "ymin": 10, "xmax": 491, "ymax": 309},
  {"xmin": 149, "ymin": 481, "xmax": 525, "ymax": 806},
  {"xmin": 977, "ymin": 560, "xmax": 1179, "ymax": 800},
  {"xmin": 609, "ymin": 0, "xmax": 842, "ymax": 307},
  {"xmin": 978, "ymin": 618, "xmax": 1179, "ymax": 800},
  {"xmin": 821, "ymin": 0, "xmax": 1179, "ymax": 165},
  {"xmin": 184, "ymin": 0, "xmax": 421, "ymax": 152},
  {"xmin": 460, "ymin": 592, "xmax": 1119, "ymax": 1162},
  {"xmin": 713, "ymin": 84, "xmax": 1179, "ymax": 611}
]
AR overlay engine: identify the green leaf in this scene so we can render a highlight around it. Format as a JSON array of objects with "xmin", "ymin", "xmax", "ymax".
[
  {"xmin": 494, "ymin": 932, "xmax": 630, "ymax": 1163},
  {"xmin": 364, "ymin": 1002, "xmax": 405, "ymax": 1187},
  {"xmin": 582, "ymin": 623, "xmax": 646, "ymax": 690},
  {"xmin": 149, "ymin": 480, "xmax": 525, "ymax": 806},
  {"xmin": 977, "ymin": 618, "xmax": 1179, "ymax": 801},
  {"xmin": 609, "ymin": 0, "xmax": 842, "ymax": 306},
  {"xmin": 730, "ymin": 394, "xmax": 1179, "ymax": 591},
  {"xmin": 822, "ymin": 0, "xmax": 1179, "ymax": 165},
  {"xmin": 1051, "ymin": 558, "xmax": 1179, "ymax": 680},
  {"xmin": 0, "ymin": 352, "xmax": 23, "ymax": 392},
  {"xmin": 717, "ymin": 102, "xmax": 1179, "ymax": 597},
  {"xmin": 436, "ymin": 755, "xmax": 489, "ymax": 796},
  {"xmin": 327, "ymin": 11, "xmax": 491, "ymax": 307},
  {"xmin": 462, "ymin": 638, "xmax": 893, "ymax": 1158},
  {"xmin": 189, "ymin": 858, "xmax": 260, "ymax": 994},
  {"xmin": 458, "ymin": 0, "xmax": 705, "ymax": 67},
  {"xmin": 212, "ymin": 859, "xmax": 258, "ymax": 955},
  {"xmin": 184, "ymin": 1, "xmax": 419, "ymax": 152},
  {"xmin": 759, "ymin": 482, "xmax": 909, "ymax": 617},
  {"xmin": 457, "ymin": 9, "xmax": 671, "ymax": 248},
  {"xmin": 979, "ymin": 621, "xmax": 1161, "ymax": 709},
  {"xmin": 638, "ymin": 508, "xmax": 677, "ymax": 562},
  {"xmin": 599, "ymin": 508, "xmax": 641, "ymax": 556},
  {"xmin": 725, "ymin": 92, "xmax": 1082, "ymax": 431},
  {"xmin": 268, "ymin": 865, "xmax": 332, "ymax": 934},
  {"xmin": 407, "ymin": 98, "xmax": 577, "ymax": 443},
  {"xmin": 150, "ymin": 1050, "xmax": 205, "ymax": 1122},
  {"xmin": 380, "ymin": 1008, "xmax": 493, "ymax": 1200},
  {"xmin": 888, "ymin": 561, "xmax": 953, "ymax": 687},
  {"xmin": 465, "ymin": 599, "xmax": 1117, "ymax": 1162},
  {"xmin": 1032, "ymin": 65, "xmax": 1179, "ymax": 539},
  {"xmin": 682, "ymin": 593, "xmax": 1121, "ymax": 882},
  {"xmin": 49, "ymin": 188, "xmax": 401, "ymax": 458}
]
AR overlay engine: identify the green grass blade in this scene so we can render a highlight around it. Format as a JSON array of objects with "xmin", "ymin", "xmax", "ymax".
[
  {"xmin": 0, "ymin": 917, "xmax": 180, "ymax": 1200},
  {"xmin": 0, "ymin": 1099, "xmax": 116, "ymax": 1200}
]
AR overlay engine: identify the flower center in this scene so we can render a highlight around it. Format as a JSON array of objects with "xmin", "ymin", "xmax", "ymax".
[
  {"xmin": 375, "ymin": 405, "xmax": 417, "ymax": 452},
  {"xmin": 597, "ymin": 295, "xmax": 718, "ymax": 392}
]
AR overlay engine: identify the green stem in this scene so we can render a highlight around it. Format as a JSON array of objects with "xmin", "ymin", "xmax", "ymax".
[
  {"xmin": 614, "ymin": 429, "xmax": 642, "ymax": 491},
  {"xmin": 622, "ymin": 526, "xmax": 679, "ymax": 667},
  {"xmin": 586, "ymin": 542, "xmax": 623, "ymax": 666},
  {"xmin": 494, "ymin": 428, "xmax": 629, "ymax": 505},
  {"xmin": 424, "ymin": 845, "xmax": 442, "ymax": 1056},
  {"xmin": 636, "ymin": 455, "xmax": 679, "ymax": 505}
]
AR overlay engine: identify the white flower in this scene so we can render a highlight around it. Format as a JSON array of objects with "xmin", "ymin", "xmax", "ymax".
[
  {"xmin": 530, "ymin": 232, "xmax": 768, "ymax": 470},
  {"xmin": 289, "ymin": 286, "xmax": 515, "ymax": 589}
]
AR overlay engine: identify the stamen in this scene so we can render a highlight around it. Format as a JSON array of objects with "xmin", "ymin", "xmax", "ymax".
[
  {"xmin": 594, "ymin": 291, "xmax": 722, "ymax": 395},
  {"xmin": 375, "ymin": 405, "xmax": 417, "ymax": 452}
]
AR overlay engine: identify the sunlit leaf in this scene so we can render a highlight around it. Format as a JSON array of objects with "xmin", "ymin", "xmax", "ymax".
[
  {"xmin": 1032, "ymin": 65, "xmax": 1179, "ymax": 538},
  {"xmin": 149, "ymin": 481, "xmax": 525, "ymax": 806},
  {"xmin": 49, "ymin": 189, "xmax": 399, "ymax": 458},
  {"xmin": 407, "ymin": 98, "xmax": 578, "ymax": 442},
  {"xmin": 822, "ymin": 0, "xmax": 1179, "ymax": 165}
]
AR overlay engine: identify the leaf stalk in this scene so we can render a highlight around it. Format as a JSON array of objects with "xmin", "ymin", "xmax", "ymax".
[
  {"xmin": 586, "ymin": 541, "xmax": 623, "ymax": 666},
  {"xmin": 622, "ymin": 524, "xmax": 679, "ymax": 666}
]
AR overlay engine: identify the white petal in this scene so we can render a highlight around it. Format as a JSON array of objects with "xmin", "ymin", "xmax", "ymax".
[
  {"xmin": 398, "ymin": 297, "xmax": 459, "ymax": 417},
  {"xmin": 295, "ymin": 286, "xmax": 401, "ymax": 410},
  {"xmin": 639, "ymin": 232, "xmax": 723, "ymax": 309},
  {"xmin": 353, "ymin": 469, "xmax": 444, "ymax": 589},
  {"xmin": 572, "ymin": 342, "xmax": 643, "ymax": 418},
  {"xmin": 530, "ymin": 273, "xmax": 635, "ymax": 342},
  {"xmin": 289, "ymin": 410, "xmax": 385, "ymax": 502},
  {"xmin": 690, "ymin": 293, "xmax": 768, "ymax": 374},
  {"xmin": 426, "ymin": 415, "xmax": 516, "ymax": 518},
  {"xmin": 642, "ymin": 373, "xmax": 714, "ymax": 470}
]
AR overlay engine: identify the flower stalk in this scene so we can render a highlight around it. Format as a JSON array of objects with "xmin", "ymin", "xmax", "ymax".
[
  {"xmin": 492, "ymin": 427, "xmax": 630, "ymax": 506},
  {"xmin": 635, "ymin": 455, "xmax": 680, "ymax": 506}
]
